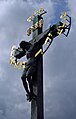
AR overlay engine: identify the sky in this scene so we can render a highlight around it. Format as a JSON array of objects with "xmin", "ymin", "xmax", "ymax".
[{"xmin": 0, "ymin": 0, "xmax": 76, "ymax": 119}]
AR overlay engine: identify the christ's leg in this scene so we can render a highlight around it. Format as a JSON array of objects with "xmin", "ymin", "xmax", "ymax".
[{"xmin": 21, "ymin": 69, "xmax": 30, "ymax": 95}]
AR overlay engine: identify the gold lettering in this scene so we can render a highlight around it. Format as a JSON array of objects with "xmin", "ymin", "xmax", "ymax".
[
  {"xmin": 57, "ymin": 22, "xmax": 66, "ymax": 35},
  {"xmin": 35, "ymin": 49, "xmax": 43, "ymax": 57},
  {"xmin": 27, "ymin": 28, "xmax": 31, "ymax": 36},
  {"xmin": 35, "ymin": 22, "xmax": 38, "ymax": 29},
  {"xmin": 27, "ymin": 19, "xmax": 43, "ymax": 35},
  {"xmin": 45, "ymin": 36, "xmax": 51, "ymax": 44},
  {"xmin": 39, "ymin": 8, "xmax": 44, "ymax": 13},
  {"xmin": 27, "ymin": 8, "xmax": 46, "ymax": 23},
  {"xmin": 60, "ymin": 11, "xmax": 67, "ymax": 19},
  {"xmin": 48, "ymin": 33, "xmax": 52, "ymax": 37},
  {"xmin": 39, "ymin": 19, "xmax": 43, "ymax": 28}
]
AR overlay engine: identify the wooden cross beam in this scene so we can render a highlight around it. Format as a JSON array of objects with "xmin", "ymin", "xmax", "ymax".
[{"xmin": 30, "ymin": 15, "xmax": 44, "ymax": 119}]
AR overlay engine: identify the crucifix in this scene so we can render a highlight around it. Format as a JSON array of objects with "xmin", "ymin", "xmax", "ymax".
[{"xmin": 10, "ymin": 8, "xmax": 71, "ymax": 119}]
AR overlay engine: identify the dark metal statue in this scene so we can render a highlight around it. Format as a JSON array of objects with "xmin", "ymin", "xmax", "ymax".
[
  {"xmin": 17, "ymin": 26, "xmax": 51, "ymax": 101},
  {"xmin": 19, "ymin": 41, "xmax": 37, "ymax": 101}
]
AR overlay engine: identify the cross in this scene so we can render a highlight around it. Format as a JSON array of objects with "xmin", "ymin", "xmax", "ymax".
[{"xmin": 10, "ymin": 9, "xmax": 71, "ymax": 119}]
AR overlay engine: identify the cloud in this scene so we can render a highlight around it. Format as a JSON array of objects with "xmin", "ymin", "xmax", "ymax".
[
  {"xmin": 67, "ymin": 0, "xmax": 76, "ymax": 21},
  {"xmin": 44, "ymin": 1, "xmax": 76, "ymax": 119},
  {"xmin": 0, "ymin": 1, "xmax": 54, "ymax": 119}
]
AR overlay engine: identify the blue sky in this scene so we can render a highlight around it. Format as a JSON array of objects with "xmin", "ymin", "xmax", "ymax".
[
  {"xmin": 51, "ymin": 0, "xmax": 69, "ymax": 24},
  {"xmin": 0, "ymin": 0, "xmax": 76, "ymax": 119}
]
